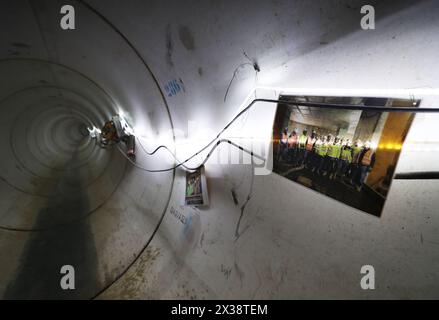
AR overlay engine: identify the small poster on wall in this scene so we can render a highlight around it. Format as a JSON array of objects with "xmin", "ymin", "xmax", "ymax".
[{"xmin": 185, "ymin": 165, "xmax": 209, "ymax": 207}]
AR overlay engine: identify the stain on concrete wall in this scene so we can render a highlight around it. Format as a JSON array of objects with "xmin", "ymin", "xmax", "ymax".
[
  {"xmin": 165, "ymin": 24, "xmax": 174, "ymax": 67},
  {"xmin": 178, "ymin": 25, "xmax": 195, "ymax": 51}
]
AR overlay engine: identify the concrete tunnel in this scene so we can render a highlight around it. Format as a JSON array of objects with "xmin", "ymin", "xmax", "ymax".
[{"xmin": 1, "ymin": 0, "xmax": 439, "ymax": 299}]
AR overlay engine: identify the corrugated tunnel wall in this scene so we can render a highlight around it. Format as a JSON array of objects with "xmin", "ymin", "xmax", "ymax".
[{"xmin": 1, "ymin": 0, "xmax": 439, "ymax": 299}]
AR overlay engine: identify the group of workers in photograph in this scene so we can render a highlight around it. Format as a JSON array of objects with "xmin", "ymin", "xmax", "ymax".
[{"xmin": 278, "ymin": 127, "xmax": 376, "ymax": 191}]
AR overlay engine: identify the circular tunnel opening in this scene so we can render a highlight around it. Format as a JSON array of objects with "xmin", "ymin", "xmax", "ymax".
[{"xmin": 0, "ymin": 0, "xmax": 175, "ymax": 299}]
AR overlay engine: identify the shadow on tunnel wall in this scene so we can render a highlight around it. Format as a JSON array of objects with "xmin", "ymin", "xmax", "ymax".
[{"xmin": 4, "ymin": 147, "xmax": 99, "ymax": 299}]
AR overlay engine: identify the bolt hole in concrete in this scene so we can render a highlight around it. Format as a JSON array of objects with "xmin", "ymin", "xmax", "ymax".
[{"xmin": 0, "ymin": 0, "xmax": 174, "ymax": 298}]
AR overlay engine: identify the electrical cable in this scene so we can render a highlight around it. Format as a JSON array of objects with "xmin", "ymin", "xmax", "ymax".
[
  {"xmin": 135, "ymin": 135, "xmax": 193, "ymax": 170},
  {"xmin": 117, "ymin": 138, "xmax": 265, "ymax": 172},
  {"xmin": 224, "ymin": 62, "xmax": 254, "ymax": 102},
  {"xmin": 118, "ymin": 98, "xmax": 439, "ymax": 173},
  {"xmin": 394, "ymin": 171, "xmax": 439, "ymax": 180}
]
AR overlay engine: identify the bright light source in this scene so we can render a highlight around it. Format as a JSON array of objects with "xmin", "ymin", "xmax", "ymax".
[
  {"xmin": 116, "ymin": 113, "xmax": 134, "ymax": 136},
  {"xmin": 87, "ymin": 126, "xmax": 101, "ymax": 138}
]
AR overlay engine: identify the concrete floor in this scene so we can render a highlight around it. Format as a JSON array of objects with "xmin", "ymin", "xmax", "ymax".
[{"xmin": 273, "ymin": 161, "xmax": 384, "ymax": 217}]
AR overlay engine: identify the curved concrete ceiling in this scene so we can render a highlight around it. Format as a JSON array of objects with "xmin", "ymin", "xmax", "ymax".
[{"xmin": 1, "ymin": 0, "xmax": 439, "ymax": 299}]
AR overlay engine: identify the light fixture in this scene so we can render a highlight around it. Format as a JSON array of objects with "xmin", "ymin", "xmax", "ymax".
[{"xmin": 87, "ymin": 126, "xmax": 101, "ymax": 138}]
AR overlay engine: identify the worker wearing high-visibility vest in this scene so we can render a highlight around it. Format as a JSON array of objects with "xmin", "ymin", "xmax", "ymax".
[
  {"xmin": 317, "ymin": 136, "xmax": 329, "ymax": 157},
  {"xmin": 311, "ymin": 135, "xmax": 323, "ymax": 172},
  {"xmin": 278, "ymin": 127, "xmax": 289, "ymax": 161},
  {"xmin": 298, "ymin": 130, "xmax": 308, "ymax": 149},
  {"xmin": 316, "ymin": 134, "xmax": 328, "ymax": 172},
  {"xmin": 287, "ymin": 129, "xmax": 299, "ymax": 165},
  {"xmin": 303, "ymin": 130, "xmax": 316, "ymax": 168},
  {"xmin": 297, "ymin": 129, "xmax": 308, "ymax": 166},
  {"xmin": 340, "ymin": 143, "xmax": 352, "ymax": 162},
  {"xmin": 317, "ymin": 134, "xmax": 332, "ymax": 175},
  {"xmin": 351, "ymin": 140, "xmax": 363, "ymax": 164},
  {"xmin": 336, "ymin": 139, "xmax": 352, "ymax": 179},
  {"xmin": 327, "ymin": 136, "xmax": 342, "ymax": 179},
  {"xmin": 348, "ymin": 139, "xmax": 363, "ymax": 182},
  {"xmin": 355, "ymin": 141, "xmax": 376, "ymax": 191},
  {"xmin": 327, "ymin": 138, "xmax": 342, "ymax": 158}
]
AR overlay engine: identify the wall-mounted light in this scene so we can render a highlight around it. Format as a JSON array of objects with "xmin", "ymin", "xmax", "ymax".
[
  {"xmin": 87, "ymin": 126, "xmax": 101, "ymax": 138},
  {"xmin": 117, "ymin": 113, "xmax": 134, "ymax": 136}
]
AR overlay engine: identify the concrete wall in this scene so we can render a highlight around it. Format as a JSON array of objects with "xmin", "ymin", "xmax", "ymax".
[
  {"xmin": 96, "ymin": 0, "xmax": 439, "ymax": 299},
  {"xmin": 1, "ymin": 0, "xmax": 439, "ymax": 299}
]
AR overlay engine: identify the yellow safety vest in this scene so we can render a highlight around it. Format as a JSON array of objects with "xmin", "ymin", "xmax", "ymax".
[
  {"xmin": 361, "ymin": 149, "xmax": 374, "ymax": 166},
  {"xmin": 318, "ymin": 142, "xmax": 328, "ymax": 156},
  {"xmin": 314, "ymin": 141, "xmax": 321, "ymax": 154},
  {"xmin": 298, "ymin": 135, "xmax": 307, "ymax": 148},
  {"xmin": 327, "ymin": 143, "xmax": 341, "ymax": 158},
  {"xmin": 340, "ymin": 148, "xmax": 352, "ymax": 162},
  {"xmin": 352, "ymin": 146, "xmax": 362, "ymax": 163}
]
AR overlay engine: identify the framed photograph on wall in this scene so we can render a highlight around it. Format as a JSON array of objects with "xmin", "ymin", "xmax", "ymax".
[{"xmin": 272, "ymin": 95, "xmax": 418, "ymax": 217}]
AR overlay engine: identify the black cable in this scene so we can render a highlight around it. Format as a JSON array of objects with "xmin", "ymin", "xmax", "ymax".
[
  {"xmin": 394, "ymin": 171, "xmax": 439, "ymax": 180},
  {"xmin": 136, "ymin": 135, "xmax": 265, "ymax": 170},
  {"xmin": 124, "ymin": 99, "xmax": 439, "ymax": 172},
  {"xmin": 124, "ymin": 98, "xmax": 439, "ymax": 173},
  {"xmin": 136, "ymin": 136, "xmax": 169, "ymax": 156},
  {"xmin": 136, "ymin": 136, "xmax": 197, "ymax": 171},
  {"xmin": 224, "ymin": 63, "xmax": 254, "ymax": 102},
  {"xmin": 74, "ymin": 0, "xmax": 177, "ymax": 301},
  {"xmin": 272, "ymin": 98, "xmax": 439, "ymax": 113}
]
